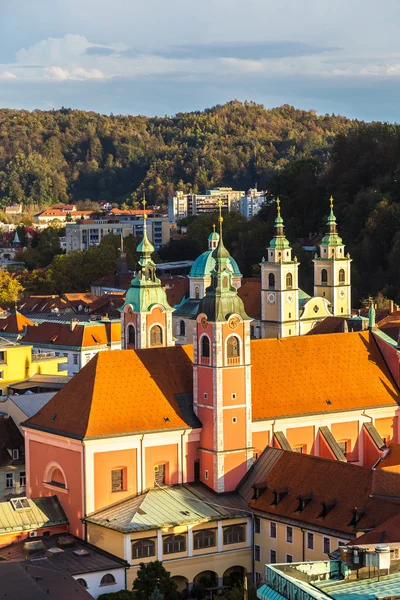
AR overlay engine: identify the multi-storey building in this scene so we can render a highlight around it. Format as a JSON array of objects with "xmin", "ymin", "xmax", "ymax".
[
  {"xmin": 168, "ymin": 188, "xmax": 245, "ymax": 223},
  {"xmin": 21, "ymin": 207, "xmax": 400, "ymax": 593},
  {"xmin": 65, "ymin": 219, "xmax": 133, "ymax": 253},
  {"xmin": 240, "ymin": 188, "xmax": 267, "ymax": 219}
]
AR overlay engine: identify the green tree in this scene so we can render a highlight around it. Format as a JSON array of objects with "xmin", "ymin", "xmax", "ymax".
[{"xmin": 132, "ymin": 561, "xmax": 178, "ymax": 600}]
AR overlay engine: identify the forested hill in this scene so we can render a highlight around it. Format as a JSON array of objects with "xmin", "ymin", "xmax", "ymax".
[
  {"xmin": 0, "ymin": 101, "xmax": 351, "ymax": 206},
  {"xmin": 0, "ymin": 101, "xmax": 399, "ymax": 303}
]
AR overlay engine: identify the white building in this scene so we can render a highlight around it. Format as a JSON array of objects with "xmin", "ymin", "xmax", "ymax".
[
  {"xmin": 168, "ymin": 188, "xmax": 245, "ymax": 223},
  {"xmin": 240, "ymin": 188, "xmax": 267, "ymax": 219}
]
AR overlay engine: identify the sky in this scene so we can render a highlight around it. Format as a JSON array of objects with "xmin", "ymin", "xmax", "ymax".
[{"xmin": 1, "ymin": 0, "xmax": 400, "ymax": 120}]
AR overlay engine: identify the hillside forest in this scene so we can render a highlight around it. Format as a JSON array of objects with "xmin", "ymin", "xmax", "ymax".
[{"xmin": 0, "ymin": 101, "xmax": 399, "ymax": 304}]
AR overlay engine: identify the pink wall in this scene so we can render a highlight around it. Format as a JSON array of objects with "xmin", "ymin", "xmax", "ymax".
[
  {"xmin": 373, "ymin": 333, "xmax": 400, "ymax": 387},
  {"xmin": 186, "ymin": 441, "xmax": 199, "ymax": 482},
  {"xmin": 94, "ymin": 448, "xmax": 137, "ymax": 510},
  {"xmin": 252, "ymin": 431, "xmax": 270, "ymax": 457},
  {"xmin": 363, "ymin": 427, "xmax": 383, "ymax": 468},
  {"xmin": 28, "ymin": 439, "xmax": 84, "ymax": 537},
  {"xmin": 331, "ymin": 421, "xmax": 359, "ymax": 462},
  {"xmin": 145, "ymin": 444, "xmax": 179, "ymax": 487}
]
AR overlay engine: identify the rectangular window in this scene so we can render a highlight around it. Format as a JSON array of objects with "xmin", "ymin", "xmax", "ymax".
[
  {"xmin": 293, "ymin": 446, "xmax": 304, "ymax": 453},
  {"xmin": 111, "ymin": 468, "xmax": 123, "ymax": 492},
  {"xmin": 205, "ymin": 470, "xmax": 209, "ymax": 480},
  {"xmin": 338, "ymin": 441, "xmax": 349, "ymax": 457},
  {"xmin": 0, "ymin": 370, "xmax": 3, "ymax": 380},
  {"xmin": 338, "ymin": 541, "xmax": 346, "ymax": 547},
  {"xmin": 154, "ymin": 464, "xmax": 166, "ymax": 485},
  {"xmin": 286, "ymin": 554, "xmax": 293, "ymax": 563},
  {"xmin": 270, "ymin": 522, "xmax": 277, "ymax": 539},
  {"xmin": 286, "ymin": 526, "xmax": 293, "ymax": 543},
  {"xmin": 255, "ymin": 545, "xmax": 261, "ymax": 562},
  {"xmin": 73, "ymin": 354, "xmax": 78, "ymax": 365},
  {"xmin": 255, "ymin": 572, "xmax": 261, "ymax": 584},
  {"xmin": 307, "ymin": 532, "xmax": 314, "ymax": 550},
  {"xmin": 6, "ymin": 473, "xmax": 13, "ymax": 489},
  {"xmin": 0, "ymin": 351, "xmax": 5, "ymax": 363},
  {"xmin": 270, "ymin": 549, "xmax": 277, "ymax": 564},
  {"xmin": 19, "ymin": 471, "xmax": 26, "ymax": 487},
  {"xmin": 12, "ymin": 449, "xmax": 19, "ymax": 460},
  {"xmin": 223, "ymin": 525, "xmax": 245, "ymax": 545},
  {"xmin": 323, "ymin": 537, "xmax": 331, "ymax": 555},
  {"xmin": 254, "ymin": 517, "xmax": 261, "ymax": 535}
]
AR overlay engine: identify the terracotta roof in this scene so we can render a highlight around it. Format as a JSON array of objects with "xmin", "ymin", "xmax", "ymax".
[
  {"xmin": 21, "ymin": 321, "xmax": 116, "ymax": 348},
  {"xmin": 160, "ymin": 276, "xmax": 189, "ymax": 307},
  {"xmin": 24, "ymin": 331, "xmax": 399, "ymax": 438},
  {"xmin": 245, "ymin": 447, "xmax": 400, "ymax": 536},
  {"xmin": 0, "ymin": 311, "xmax": 35, "ymax": 334},
  {"xmin": 348, "ymin": 513, "xmax": 400, "ymax": 545},
  {"xmin": 91, "ymin": 273, "xmax": 132, "ymax": 291},
  {"xmin": 250, "ymin": 331, "xmax": 399, "ymax": 419},
  {"xmin": 18, "ymin": 296, "xmax": 69, "ymax": 314},
  {"xmin": 63, "ymin": 293, "xmax": 97, "ymax": 307},
  {"xmin": 25, "ymin": 346, "xmax": 194, "ymax": 439},
  {"xmin": 306, "ymin": 317, "xmax": 348, "ymax": 335},
  {"xmin": 89, "ymin": 294, "xmax": 125, "ymax": 318},
  {"xmin": 108, "ymin": 208, "xmax": 153, "ymax": 216},
  {"xmin": 238, "ymin": 278, "xmax": 261, "ymax": 319}
]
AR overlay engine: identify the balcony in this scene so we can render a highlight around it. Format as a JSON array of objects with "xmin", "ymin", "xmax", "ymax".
[
  {"xmin": 32, "ymin": 352, "xmax": 58, "ymax": 362},
  {"xmin": 227, "ymin": 357, "xmax": 240, "ymax": 366}
]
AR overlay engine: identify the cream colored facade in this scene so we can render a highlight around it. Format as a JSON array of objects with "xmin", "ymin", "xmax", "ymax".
[
  {"xmin": 313, "ymin": 253, "xmax": 352, "ymax": 317},
  {"xmin": 253, "ymin": 515, "xmax": 350, "ymax": 583},
  {"xmin": 87, "ymin": 516, "xmax": 252, "ymax": 590}
]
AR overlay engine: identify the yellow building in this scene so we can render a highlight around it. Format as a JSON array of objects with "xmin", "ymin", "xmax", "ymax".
[
  {"xmin": 85, "ymin": 483, "xmax": 252, "ymax": 592},
  {"xmin": 238, "ymin": 446, "xmax": 400, "ymax": 584},
  {"xmin": 0, "ymin": 338, "xmax": 67, "ymax": 396}
]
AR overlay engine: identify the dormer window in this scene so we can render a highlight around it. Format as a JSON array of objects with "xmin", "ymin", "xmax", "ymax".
[
  {"xmin": 12, "ymin": 449, "xmax": 19, "ymax": 460},
  {"xmin": 271, "ymin": 487, "xmax": 288, "ymax": 507},
  {"xmin": 349, "ymin": 508, "xmax": 366, "ymax": 527},
  {"xmin": 318, "ymin": 499, "xmax": 336, "ymax": 520},
  {"xmin": 294, "ymin": 494, "xmax": 312, "ymax": 514}
]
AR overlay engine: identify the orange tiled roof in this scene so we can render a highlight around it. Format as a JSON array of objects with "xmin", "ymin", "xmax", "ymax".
[
  {"xmin": 21, "ymin": 321, "xmax": 117, "ymax": 348},
  {"xmin": 24, "ymin": 331, "xmax": 398, "ymax": 439},
  {"xmin": 0, "ymin": 311, "xmax": 35, "ymax": 334},
  {"xmin": 348, "ymin": 513, "xmax": 400, "ymax": 545},
  {"xmin": 17, "ymin": 295, "xmax": 69, "ymax": 313},
  {"xmin": 247, "ymin": 448, "xmax": 400, "ymax": 536},
  {"xmin": 108, "ymin": 208, "xmax": 153, "ymax": 216},
  {"xmin": 25, "ymin": 346, "xmax": 194, "ymax": 438}
]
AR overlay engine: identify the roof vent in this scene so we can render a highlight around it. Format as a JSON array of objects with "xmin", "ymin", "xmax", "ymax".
[
  {"xmin": 45, "ymin": 547, "xmax": 64, "ymax": 557},
  {"xmin": 56, "ymin": 536, "xmax": 76, "ymax": 549},
  {"xmin": 326, "ymin": 400, "xmax": 332, "ymax": 406},
  {"xmin": 73, "ymin": 548, "xmax": 90, "ymax": 557},
  {"xmin": 10, "ymin": 497, "xmax": 30, "ymax": 511},
  {"xmin": 164, "ymin": 417, "xmax": 170, "ymax": 423},
  {"xmin": 318, "ymin": 499, "xmax": 337, "ymax": 520},
  {"xmin": 51, "ymin": 414, "xmax": 56, "ymax": 421},
  {"xmin": 180, "ymin": 511, "xmax": 190, "ymax": 516},
  {"xmin": 23, "ymin": 540, "xmax": 45, "ymax": 557}
]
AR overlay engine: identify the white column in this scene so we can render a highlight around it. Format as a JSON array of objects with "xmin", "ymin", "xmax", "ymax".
[
  {"xmin": 157, "ymin": 530, "xmax": 163, "ymax": 561},
  {"xmin": 188, "ymin": 525, "xmax": 193, "ymax": 557},
  {"xmin": 217, "ymin": 521, "xmax": 223, "ymax": 552},
  {"xmin": 124, "ymin": 534, "xmax": 131, "ymax": 562}
]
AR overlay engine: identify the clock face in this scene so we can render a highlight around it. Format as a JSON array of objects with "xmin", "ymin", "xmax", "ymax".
[
  {"xmin": 286, "ymin": 292, "xmax": 293, "ymax": 304},
  {"xmin": 339, "ymin": 289, "xmax": 346, "ymax": 299},
  {"xmin": 267, "ymin": 293, "xmax": 276, "ymax": 304},
  {"xmin": 228, "ymin": 317, "xmax": 239, "ymax": 330},
  {"xmin": 201, "ymin": 317, "xmax": 208, "ymax": 330}
]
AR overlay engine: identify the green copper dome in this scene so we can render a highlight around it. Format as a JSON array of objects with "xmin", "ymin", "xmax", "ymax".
[
  {"xmin": 209, "ymin": 229, "xmax": 219, "ymax": 242},
  {"xmin": 321, "ymin": 197, "xmax": 343, "ymax": 247},
  {"xmin": 269, "ymin": 198, "xmax": 291, "ymax": 250},
  {"xmin": 190, "ymin": 250, "xmax": 242, "ymax": 278}
]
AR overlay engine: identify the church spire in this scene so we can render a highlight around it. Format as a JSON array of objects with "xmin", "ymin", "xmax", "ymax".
[
  {"xmin": 269, "ymin": 198, "xmax": 290, "ymax": 251},
  {"xmin": 136, "ymin": 195, "xmax": 155, "ymax": 268},
  {"xmin": 198, "ymin": 201, "xmax": 249, "ymax": 322},
  {"xmin": 321, "ymin": 196, "xmax": 343, "ymax": 247}
]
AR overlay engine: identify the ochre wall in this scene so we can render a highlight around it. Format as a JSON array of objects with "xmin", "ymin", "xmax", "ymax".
[
  {"xmin": 286, "ymin": 426, "xmax": 315, "ymax": 454},
  {"xmin": 145, "ymin": 444, "xmax": 179, "ymax": 487},
  {"xmin": 94, "ymin": 448, "xmax": 137, "ymax": 510},
  {"xmin": 28, "ymin": 439, "xmax": 84, "ymax": 537},
  {"xmin": 331, "ymin": 421, "xmax": 359, "ymax": 461}
]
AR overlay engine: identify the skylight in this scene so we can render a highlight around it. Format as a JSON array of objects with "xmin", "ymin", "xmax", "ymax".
[{"xmin": 10, "ymin": 497, "xmax": 30, "ymax": 511}]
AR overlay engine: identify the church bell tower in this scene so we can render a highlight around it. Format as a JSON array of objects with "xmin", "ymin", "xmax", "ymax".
[
  {"xmin": 193, "ymin": 203, "xmax": 253, "ymax": 493},
  {"xmin": 122, "ymin": 199, "xmax": 174, "ymax": 349},
  {"xmin": 313, "ymin": 197, "xmax": 352, "ymax": 317}
]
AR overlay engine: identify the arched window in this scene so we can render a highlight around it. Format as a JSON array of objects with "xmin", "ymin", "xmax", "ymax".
[
  {"xmin": 339, "ymin": 269, "xmax": 345, "ymax": 283},
  {"xmin": 268, "ymin": 273, "xmax": 275, "ymax": 289},
  {"xmin": 44, "ymin": 463, "xmax": 67, "ymax": 490},
  {"xmin": 127, "ymin": 324, "xmax": 135, "ymax": 348},
  {"xmin": 201, "ymin": 336, "xmax": 210, "ymax": 358},
  {"xmin": 150, "ymin": 325, "xmax": 163, "ymax": 347},
  {"xmin": 179, "ymin": 320, "xmax": 186, "ymax": 336},
  {"xmin": 194, "ymin": 529, "xmax": 216, "ymax": 549},
  {"xmin": 286, "ymin": 273, "xmax": 293, "ymax": 289},
  {"xmin": 227, "ymin": 336, "xmax": 240, "ymax": 359},
  {"xmin": 163, "ymin": 534, "xmax": 186, "ymax": 554},
  {"xmin": 100, "ymin": 574, "xmax": 116, "ymax": 586},
  {"xmin": 321, "ymin": 269, "xmax": 328, "ymax": 285},
  {"xmin": 76, "ymin": 579, "xmax": 87, "ymax": 588},
  {"xmin": 132, "ymin": 538, "xmax": 155, "ymax": 559},
  {"xmin": 195, "ymin": 286, "xmax": 200, "ymax": 300}
]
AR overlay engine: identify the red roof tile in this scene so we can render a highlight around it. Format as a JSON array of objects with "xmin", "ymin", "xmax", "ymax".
[
  {"xmin": 0, "ymin": 311, "xmax": 34, "ymax": 334},
  {"xmin": 238, "ymin": 279, "xmax": 261, "ymax": 319}
]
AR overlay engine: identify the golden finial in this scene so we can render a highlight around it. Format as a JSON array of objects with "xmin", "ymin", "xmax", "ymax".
[
  {"xmin": 217, "ymin": 200, "xmax": 224, "ymax": 231},
  {"xmin": 212, "ymin": 223, "xmax": 216, "ymax": 232},
  {"xmin": 142, "ymin": 194, "xmax": 147, "ymax": 220},
  {"xmin": 276, "ymin": 197, "xmax": 281, "ymax": 214},
  {"xmin": 330, "ymin": 195, "xmax": 334, "ymax": 211}
]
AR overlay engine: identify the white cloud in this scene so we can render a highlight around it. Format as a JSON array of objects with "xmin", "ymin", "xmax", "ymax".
[
  {"xmin": 44, "ymin": 66, "xmax": 104, "ymax": 81},
  {"xmin": 0, "ymin": 71, "xmax": 17, "ymax": 80}
]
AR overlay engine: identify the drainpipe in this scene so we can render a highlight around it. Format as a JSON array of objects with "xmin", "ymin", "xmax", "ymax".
[
  {"xmin": 250, "ymin": 511, "xmax": 255, "ymax": 586},
  {"xmin": 140, "ymin": 434, "xmax": 144, "ymax": 493},
  {"xmin": 301, "ymin": 528, "xmax": 305, "ymax": 561}
]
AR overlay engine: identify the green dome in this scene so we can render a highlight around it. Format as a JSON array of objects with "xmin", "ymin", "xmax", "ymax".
[
  {"xmin": 209, "ymin": 230, "xmax": 219, "ymax": 242},
  {"xmin": 189, "ymin": 250, "xmax": 242, "ymax": 278}
]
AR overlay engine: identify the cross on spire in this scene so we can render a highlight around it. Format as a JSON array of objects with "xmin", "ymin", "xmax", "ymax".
[
  {"xmin": 330, "ymin": 195, "xmax": 334, "ymax": 211},
  {"xmin": 276, "ymin": 197, "xmax": 281, "ymax": 214},
  {"xmin": 142, "ymin": 194, "xmax": 147, "ymax": 221}
]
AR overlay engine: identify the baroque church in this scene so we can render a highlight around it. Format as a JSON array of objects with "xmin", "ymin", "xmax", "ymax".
[
  {"xmin": 173, "ymin": 197, "xmax": 351, "ymax": 341},
  {"xmin": 22, "ymin": 200, "xmax": 400, "ymax": 590}
]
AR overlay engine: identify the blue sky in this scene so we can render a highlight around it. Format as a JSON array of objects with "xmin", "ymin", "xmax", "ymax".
[{"xmin": 1, "ymin": 0, "xmax": 400, "ymax": 120}]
